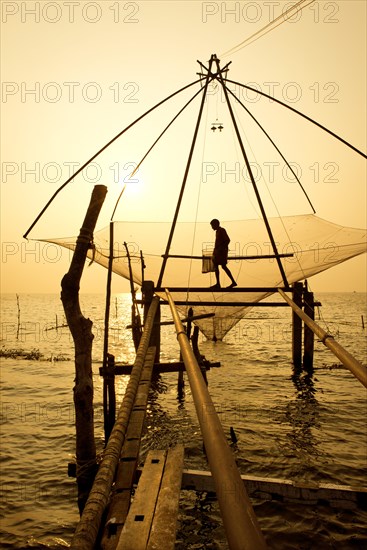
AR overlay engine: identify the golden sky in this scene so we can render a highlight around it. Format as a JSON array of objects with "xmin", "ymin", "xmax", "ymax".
[{"xmin": 1, "ymin": 0, "xmax": 366, "ymax": 294}]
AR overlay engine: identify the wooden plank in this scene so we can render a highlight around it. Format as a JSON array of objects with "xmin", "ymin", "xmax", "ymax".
[
  {"xmin": 120, "ymin": 438, "xmax": 140, "ymax": 460},
  {"xmin": 101, "ymin": 361, "xmax": 221, "ymax": 376},
  {"xmin": 125, "ymin": 410, "xmax": 146, "ymax": 437},
  {"xmin": 105, "ymin": 490, "xmax": 131, "ymax": 524},
  {"xmin": 116, "ymin": 450, "xmax": 167, "ymax": 550},
  {"xmin": 181, "ymin": 469, "xmax": 367, "ymax": 510},
  {"xmin": 147, "ymin": 445, "xmax": 184, "ymax": 550},
  {"xmin": 115, "ymin": 460, "xmax": 139, "ymax": 491},
  {"xmin": 102, "ymin": 491, "xmax": 131, "ymax": 550}
]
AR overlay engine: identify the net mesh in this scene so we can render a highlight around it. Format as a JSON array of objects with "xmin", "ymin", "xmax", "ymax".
[{"xmin": 43, "ymin": 214, "xmax": 366, "ymax": 340}]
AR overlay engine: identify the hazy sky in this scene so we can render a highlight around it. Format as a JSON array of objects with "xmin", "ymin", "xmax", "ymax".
[{"xmin": 1, "ymin": 0, "xmax": 366, "ymax": 294}]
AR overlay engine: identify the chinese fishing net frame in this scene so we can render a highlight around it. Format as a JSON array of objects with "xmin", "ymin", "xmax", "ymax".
[{"xmin": 26, "ymin": 55, "xmax": 367, "ymax": 340}]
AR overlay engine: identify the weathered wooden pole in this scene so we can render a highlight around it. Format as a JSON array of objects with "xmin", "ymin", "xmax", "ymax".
[
  {"xmin": 102, "ymin": 221, "xmax": 115, "ymax": 443},
  {"xmin": 292, "ymin": 282, "xmax": 303, "ymax": 369},
  {"xmin": 303, "ymin": 285, "xmax": 315, "ymax": 371},
  {"xmin": 192, "ymin": 326, "xmax": 208, "ymax": 385},
  {"xmin": 103, "ymin": 353, "xmax": 116, "ymax": 442},
  {"xmin": 123, "ymin": 241, "xmax": 142, "ymax": 352},
  {"xmin": 279, "ymin": 288, "xmax": 367, "ymax": 388},
  {"xmin": 142, "ymin": 280, "xmax": 160, "ymax": 362},
  {"xmin": 61, "ymin": 184, "xmax": 108, "ymax": 513},
  {"xmin": 177, "ymin": 307, "xmax": 194, "ymax": 397}
]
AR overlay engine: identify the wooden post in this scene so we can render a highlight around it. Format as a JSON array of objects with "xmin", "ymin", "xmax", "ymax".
[
  {"xmin": 61, "ymin": 184, "xmax": 107, "ymax": 513},
  {"xmin": 142, "ymin": 281, "xmax": 160, "ymax": 363},
  {"xmin": 192, "ymin": 326, "xmax": 207, "ymax": 385},
  {"xmin": 177, "ymin": 308, "xmax": 193, "ymax": 397},
  {"xmin": 292, "ymin": 282, "xmax": 303, "ymax": 370},
  {"xmin": 279, "ymin": 288, "xmax": 367, "ymax": 388},
  {"xmin": 303, "ymin": 285, "xmax": 315, "ymax": 372},
  {"xmin": 16, "ymin": 294, "xmax": 21, "ymax": 340},
  {"xmin": 102, "ymin": 221, "xmax": 115, "ymax": 444},
  {"xmin": 103, "ymin": 353, "xmax": 116, "ymax": 442}
]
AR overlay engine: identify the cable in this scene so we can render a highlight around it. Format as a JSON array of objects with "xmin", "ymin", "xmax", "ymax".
[
  {"xmin": 185, "ymin": 98, "xmax": 210, "ymax": 303},
  {"xmin": 221, "ymin": 0, "xmax": 315, "ymax": 58},
  {"xmin": 111, "ymin": 82, "xmax": 208, "ymax": 222},
  {"xmin": 225, "ymin": 78, "xmax": 367, "ymax": 159},
  {"xmin": 23, "ymin": 76, "xmax": 207, "ymax": 239},
  {"xmin": 223, "ymin": 81, "xmax": 316, "ymax": 213}
]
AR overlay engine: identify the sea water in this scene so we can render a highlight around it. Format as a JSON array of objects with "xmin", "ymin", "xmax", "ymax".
[{"xmin": 0, "ymin": 292, "xmax": 366, "ymax": 549}]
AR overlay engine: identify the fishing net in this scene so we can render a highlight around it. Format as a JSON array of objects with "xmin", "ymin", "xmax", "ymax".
[{"xmin": 43, "ymin": 214, "xmax": 366, "ymax": 340}]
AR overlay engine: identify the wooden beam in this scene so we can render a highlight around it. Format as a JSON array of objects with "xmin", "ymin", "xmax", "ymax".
[
  {"xmin": 154, "ymin": 286, "xmax": 292, "ymax": 292},
  {"xmin": 100, "ymin": 361, "xmax": 221, "ymax": 376},
  {"xmin": 181, "ymin": 469, "xmax": 367, "ymax": 510},
  {"xmin": 126, "ymin": 311, "xmax": 215, "ymax": 329},
  {"xmin": 161, "ymin": 253, "xmax": 294, "ymax": 260},
  {"xmin": 148, "ymin": 301, "xmax": 290, "ymax": 307}
]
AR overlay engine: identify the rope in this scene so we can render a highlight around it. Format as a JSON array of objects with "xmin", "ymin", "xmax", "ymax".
[
  {"xmin": 224, "ymin": 82, "xmax": 316, "ymax": 213},
  {"xmin": 220, "ymin": 0, "xmax": 316, "ymax": 58},
  {"xmin": 23, "ymin": 77, "xmax": 207, "ymax": 239},
  {"xmin": 110, "ymin": 82, "xmax": 207, "ymax": 222},
  {"xmin": 185, "ymin": 98, "xmax": 209, "ymax": 303},
  {"xmin": 224, "ymin": 78, "xmax": 367, "ymax": 160}
]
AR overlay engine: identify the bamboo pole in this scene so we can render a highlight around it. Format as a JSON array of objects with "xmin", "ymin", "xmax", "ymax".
[
  {"xmin": 165, "ymin": 290, "xmax": 267, "ymax": 550},
  {"xmin": 61, "ymin": 184, "xmax": 107, "ymax": 513},
  {"xmin": 278, "ymin": 289, "xmax": 367, "ymax": 388},
  {"xmin": 70, "ymin": 296, "xmax": 160, "ymax": 550}
]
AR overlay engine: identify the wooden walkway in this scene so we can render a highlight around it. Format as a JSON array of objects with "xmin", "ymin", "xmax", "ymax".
[
  {"xmin": 116, "ymin": 446, "xmax": 184, "ymax": 550},
  {"xmin": 70, "ymin": 293, "xmax": 367, "ymax": 550},
  {"xmin": 101, "ymin": 347, "xmax": 157, "ymax": 549}
]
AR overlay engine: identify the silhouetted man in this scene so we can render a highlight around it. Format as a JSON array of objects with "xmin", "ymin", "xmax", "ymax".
[{"xmin": 210, "ymin": 219, "xmax": 237, "ymax": 289}]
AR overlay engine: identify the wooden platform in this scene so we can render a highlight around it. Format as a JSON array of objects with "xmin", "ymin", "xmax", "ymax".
[{"xmin": 116, "ymin": 446, "xmax": 184, "ymax": 550}]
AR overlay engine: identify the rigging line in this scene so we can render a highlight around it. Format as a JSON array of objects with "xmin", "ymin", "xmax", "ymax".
[
  {"xmin": 225, "ymin": 105, "xmax": 259, "ymax": 284},
  {"xmin": 111, "ymin": 82, "xmax": 209, "ymax": 222},
  {"xmin": 220, "ymin": 0, "xmax": 315, "ymax": 57},
  {"xmin": 225, "ymin": 78, "xmax": 367, "ymax": 159},
  {"xmin": 23, "ymin": 76, "xmax": 207, "ymax": 240},
  {"xmin": 229, "ymin": 103, "xmax": 261, "ymax": 220},
  {"xmin": 229, "ymin": 98, "xmax": 310, "ymax": 284},
  {"xmin": 186, "ymin": 95, "xmax": 210, "ymax": 303},
  {"xmin": 223, "ymin": 81, "xmax": 316, "ymax": 213},
  {"xmin": 157, "ymin": 56, "xmax": 217, "ymax": 288},
  {"xmin": 214, "ymin": 56, "xmax": 289, "ymax": 287}
]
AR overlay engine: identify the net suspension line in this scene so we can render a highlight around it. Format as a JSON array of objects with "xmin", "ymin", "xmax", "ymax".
[{"xmin": 220, "ymin": 0, "xmax": 316, "ymax": 58}]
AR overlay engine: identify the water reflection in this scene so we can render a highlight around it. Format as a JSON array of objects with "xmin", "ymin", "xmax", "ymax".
[
  {"xmin": 279, "ymin": 365, "xmax": 322, "ymax": 464},
  {"xmin": 140, "ymin": 373, "xmax": 202, "ymax": 463}
]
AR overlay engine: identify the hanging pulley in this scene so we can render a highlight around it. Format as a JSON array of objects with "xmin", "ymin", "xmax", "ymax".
[{"xmin": 211, "ymin": 122, "xmax": 223, "ymax": 132}]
